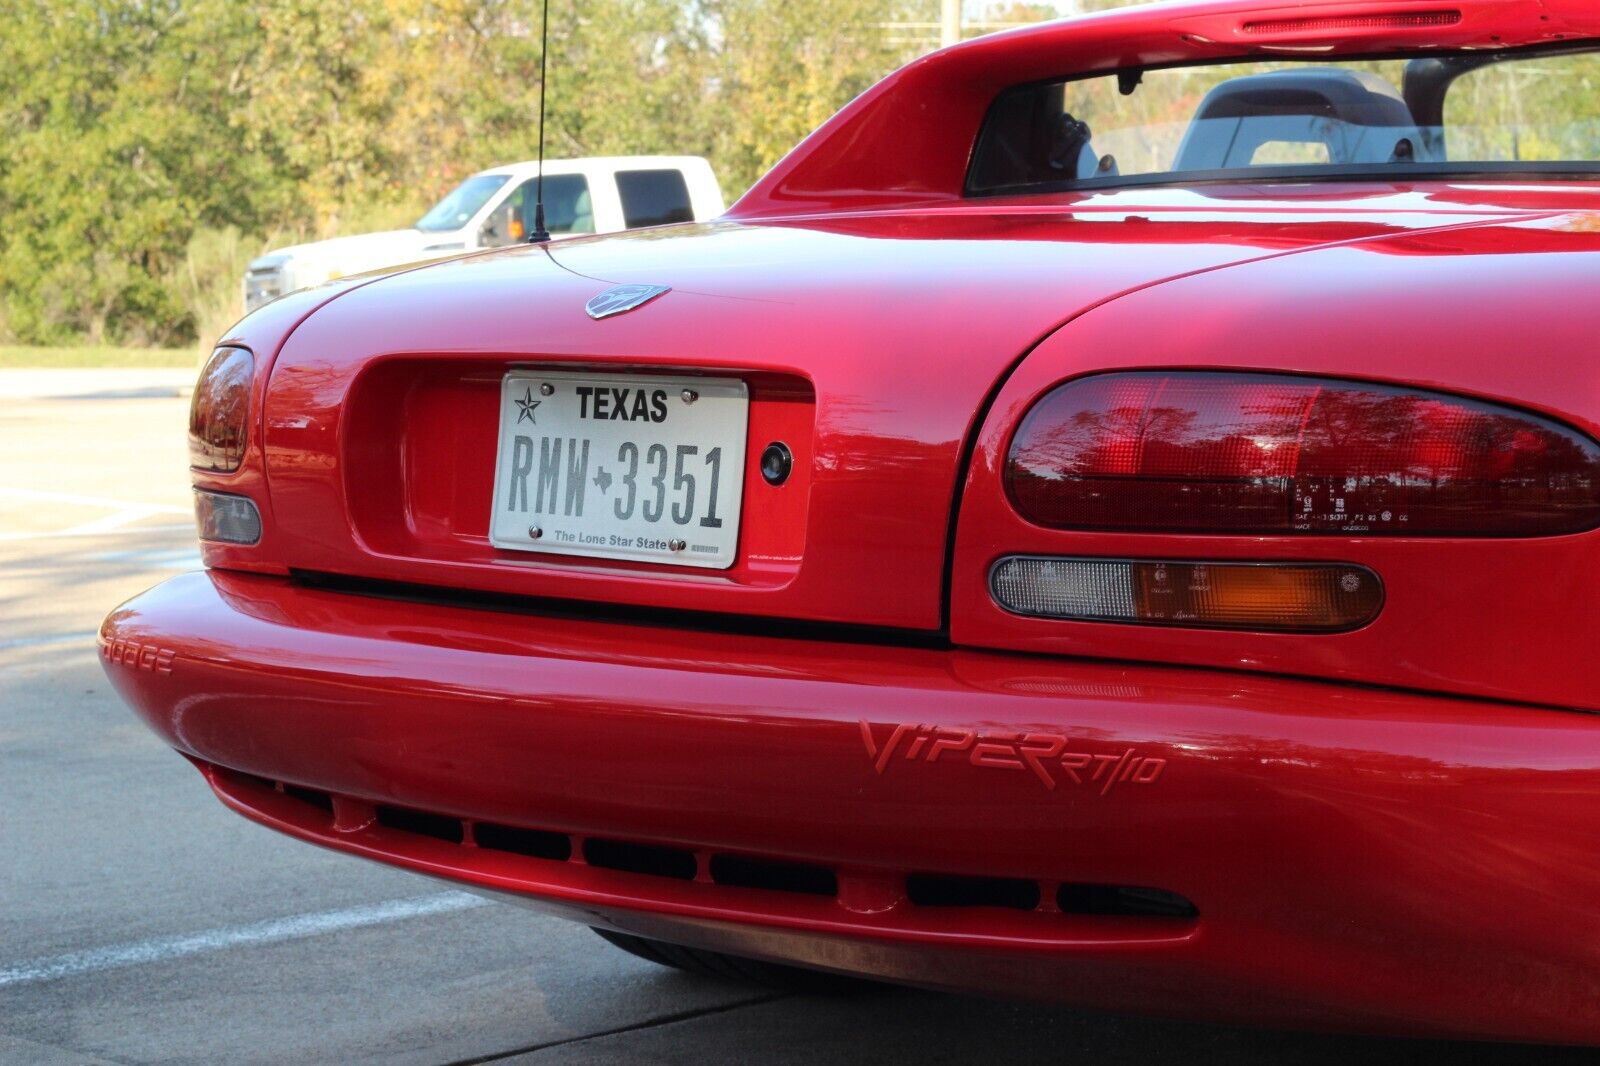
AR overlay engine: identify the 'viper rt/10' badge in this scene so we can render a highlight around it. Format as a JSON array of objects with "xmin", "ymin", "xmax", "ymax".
[
  {"xmin": 859, "ymin": 722, "xmax": 1167, "ymax": 794},
  {"xmin": 585, "ymin": 284, "xmax": 671, "ymax": 320}
]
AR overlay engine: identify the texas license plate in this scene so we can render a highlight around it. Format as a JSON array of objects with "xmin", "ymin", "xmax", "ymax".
[{"xmin": 489, "ymin": 370, "xmax": 749, "ymax": 568}]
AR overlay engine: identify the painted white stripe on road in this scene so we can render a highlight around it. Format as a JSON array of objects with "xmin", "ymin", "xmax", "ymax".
[
  {"xmin": 0, "ymin": 486, "xmax": 192, "ymax": 542},
  {"xmin": 0, "ymin": 486, "xmax": 188, "ymax": 515},
  {"xmin": 0, "ymin": 631, "xmax": 97, "ymax": 652},
  {"xmin": 57, "ymin": 505, "xmax": 177, "ymax": 537},
  {"xmin": 0, "ymin": 892, "xmax": 493, "ymax": 988},
  {"xmin": 84, "ymin": 547, "xmax": 195, "ymax": 562},
  {"xmin": 82, "ymin": 547, "xmax": 203, "ymax": 568},
  {"xmin": 0, "ymin": 522, "xmax": 196, "ymax": 544}
]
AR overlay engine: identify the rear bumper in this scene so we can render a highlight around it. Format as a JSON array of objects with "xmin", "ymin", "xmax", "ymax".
[{"xmin": 103, "ymin": 571, "xmax": 1600, "ymax": 1042}]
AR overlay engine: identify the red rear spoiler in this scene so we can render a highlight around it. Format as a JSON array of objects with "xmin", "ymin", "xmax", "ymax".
[{"xmin": 727, "ymin": 0, "xmax": 1600, "ymax": 219}]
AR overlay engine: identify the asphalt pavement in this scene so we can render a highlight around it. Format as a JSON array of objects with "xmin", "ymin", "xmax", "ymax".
[{"xmin": 0, "ymin": 370, "xmax": 1588, "ymax": 1064}]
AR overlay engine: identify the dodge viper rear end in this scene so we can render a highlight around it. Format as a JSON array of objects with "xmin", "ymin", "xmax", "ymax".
[{"xmin": 104, "ymin": 0, "xmax": 1600, "ymax": 1042}]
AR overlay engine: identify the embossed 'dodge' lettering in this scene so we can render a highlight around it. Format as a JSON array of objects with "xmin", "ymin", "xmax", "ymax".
[{"xmin": 101, "ymin": 638, "xmax": 176, "ymax": 674}]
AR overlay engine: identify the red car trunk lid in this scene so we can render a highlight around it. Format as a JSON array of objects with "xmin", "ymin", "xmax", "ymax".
[{"xmin": 259, "ymin": 197, "xmax": 1548, "ymax": 629}]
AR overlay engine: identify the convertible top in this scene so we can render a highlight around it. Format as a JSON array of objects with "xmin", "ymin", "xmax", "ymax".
[{"xmin": 729, "ymin": 0, "xmax": 1600, "ymax": 217}]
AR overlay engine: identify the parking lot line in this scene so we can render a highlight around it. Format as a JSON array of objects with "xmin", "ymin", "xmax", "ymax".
[
  {"xmin": 0, "ymin": 486, "xmax": 189, "ymax": 514},
  {"xmin": 0, "ymin": 631, "xmax": 98, "ymax": 652},
  {"xmin": 0, "ymin": 892, "xmax": 493, "ymax": 988},
  {"xmin": 81, "ymin": 547, "xmax": 202, "ymax": 567},
  {"xmin": 0, "ymin": 522, "xmax": 196, "ymax": 544},
  {"xmin": 56, "ymin": 505, "xmax": 182, "ymax": 537},
  {"xmin": 0, "ymin": 485, "xmax": 192, "ymax": 542}
]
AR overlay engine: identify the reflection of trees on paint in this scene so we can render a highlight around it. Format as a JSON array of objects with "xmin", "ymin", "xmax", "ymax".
[{"xmin": 1010, "ymin": 375, "xmax": 1600, "ymax": 531}]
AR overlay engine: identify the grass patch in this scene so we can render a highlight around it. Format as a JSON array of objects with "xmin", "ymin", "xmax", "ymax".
[{"xmin": 0, "ymin": 346, "xmax": 198, "ymax": 369}]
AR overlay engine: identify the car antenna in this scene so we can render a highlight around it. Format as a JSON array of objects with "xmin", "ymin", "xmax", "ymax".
[{"xmin": 527, "ymin": 0, "xmax": 553, "ymax": 244}]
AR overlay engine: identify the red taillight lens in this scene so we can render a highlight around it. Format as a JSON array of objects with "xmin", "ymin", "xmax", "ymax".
[
  {"xmin": 1006, "ymin": 373, "xmax": 1600, "ymax": 536},
  {"xmin": 189, "ymin": 346, "xmax": 253, "ymax": 472}
]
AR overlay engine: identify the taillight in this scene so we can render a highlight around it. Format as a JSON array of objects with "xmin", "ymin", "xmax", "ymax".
[
  {"xmin": 189, "ymin": 346, "xmax": 253, "ymax": 473},
  {"xmin": 1006, "ymin": 372, "xmax": 1600, "ymax": 536}
]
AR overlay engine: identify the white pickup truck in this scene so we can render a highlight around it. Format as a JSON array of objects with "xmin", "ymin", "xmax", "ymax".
[{"xmin": 243, "ymin": 156, "xmax": 724, "ymax": 311}]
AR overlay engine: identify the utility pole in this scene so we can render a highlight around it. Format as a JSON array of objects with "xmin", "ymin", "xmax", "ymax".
[{"xmin": 940, "ymin": 0, "xmax": 961, "ymax": 47}]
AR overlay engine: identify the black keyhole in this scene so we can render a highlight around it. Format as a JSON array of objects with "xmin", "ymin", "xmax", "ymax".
[{"xmin": 761, "ymin": 442, "xmax": 792, "ymax": 486}]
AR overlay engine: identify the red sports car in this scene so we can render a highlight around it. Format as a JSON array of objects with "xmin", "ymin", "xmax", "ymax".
[{"xmin": 105, "ymin": 0, "xmax": 1600, "ymax": 1043}]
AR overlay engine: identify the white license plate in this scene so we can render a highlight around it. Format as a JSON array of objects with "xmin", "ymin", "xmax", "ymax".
[{"xmin": 489, "ymin": 370, "xmax": 749, "ymax": 569}]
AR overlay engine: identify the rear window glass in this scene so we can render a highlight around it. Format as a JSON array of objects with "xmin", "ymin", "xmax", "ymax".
[
  {"xmin": 968, "ymin": 49, "xmax": 1600, "ymax": 195},
  {"xmin": 616, "ymin": 169, "xmax": 694, "ymax": 227}
]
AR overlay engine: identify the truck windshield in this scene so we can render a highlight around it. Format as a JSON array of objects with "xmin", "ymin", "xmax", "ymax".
[
  {"xmin": 968, "ymin": 48, "xmax": 1600, "ymax": 195},
  {"xmin": 415, "ymin": 174, "xmax": 510, "ymax": 232}
]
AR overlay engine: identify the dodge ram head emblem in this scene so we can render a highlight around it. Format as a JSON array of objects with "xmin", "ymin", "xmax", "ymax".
[{"xmin": 585, "ymin": 284, "xmax": 671, "ymax": 320}]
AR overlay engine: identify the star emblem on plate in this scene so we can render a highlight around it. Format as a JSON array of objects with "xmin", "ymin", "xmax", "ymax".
[
  {"xmin": 594, "ymin": 467, "xmax": 613, "ymax": 494},
  {"xmin": 515, "ymin": 387, "xmax": 541, "ymax": 424}
]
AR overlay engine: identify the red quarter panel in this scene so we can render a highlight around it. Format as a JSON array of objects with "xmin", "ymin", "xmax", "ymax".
[{"xmin": 952, "ymin": 212, "xmax": 1600, "ymax": 709}]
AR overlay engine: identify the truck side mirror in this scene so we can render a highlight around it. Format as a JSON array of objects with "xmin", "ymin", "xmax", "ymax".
[{"xmin": 480, "ymin": 203, "xmax": 523, "ymax": 247}]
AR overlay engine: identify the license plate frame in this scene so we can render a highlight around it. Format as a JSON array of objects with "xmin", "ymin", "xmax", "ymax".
[{"xmin": 488, "ymin": 369, "xmax": 749, "ymax": 569}]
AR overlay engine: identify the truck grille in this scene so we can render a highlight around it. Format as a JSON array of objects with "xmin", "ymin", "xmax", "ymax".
[{"xmin": 244, "ymin": 265, "xmax": 286, "ymax": 310}]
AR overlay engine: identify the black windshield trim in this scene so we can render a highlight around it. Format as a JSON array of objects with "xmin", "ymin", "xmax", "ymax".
[{"xmin": 968, "ymin": 161, "xmax": 1600, "ymax": 200}]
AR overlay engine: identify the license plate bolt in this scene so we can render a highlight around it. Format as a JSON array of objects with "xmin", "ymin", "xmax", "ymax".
[
  {"xmin": 681, "ymin": 388, "xmax": 699, "ymax": 405},
  {"xmin": 669, "ymin": 538, "xmax": 686, "ymax": 552},
  {"xmin": 539, "ymin": 382, "xmax": 554, "ymax": 396},
  {"xmin": 528, "ymin": 525, "xmax": 544, "ymax": 540}
]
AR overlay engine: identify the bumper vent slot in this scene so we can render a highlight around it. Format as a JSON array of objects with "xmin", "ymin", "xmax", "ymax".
[
  {"xmin": 282, "ymin": 784, "xmax": 334, "ymax": 813},
  {"xmin": 475, "ymin": 822, "xmax": 572, "ymax": 861},
  {"xmin": 583, "ymin": 838, "xmax": 697, "ymax": 880},
  {"xmin": 709, "ymin": 854, "xmax": 838, "ymax": 897},
  {"xmin": 1057, "ymin": 883, "xmax": 1198, "ymax": 918},
  {"xmin": 236, "ymin": 771, "xmax": 277, "ymax": 792},
  {"xmin": 210, "ymin": 766, "xmax": 1197, "ymax": 928},
  {"xmin": 377, "ymin": 804, "xmax": 465, "ymax": 844},
  {"xmin": 907, "ymin": 874, "xmax": 1040, "ymax": 911}
]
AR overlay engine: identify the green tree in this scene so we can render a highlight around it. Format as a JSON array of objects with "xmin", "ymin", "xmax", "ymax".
[
  {"xmin": 700, "ymin": 0, "xmax": 909, "ymax": 196},
  {"xmin": 0, "ymin": 0, "xmax": 962, "ymax": 345},
  {"xmin": 0, "ymin": 0, "xmax": 272, "ymax": 343}
]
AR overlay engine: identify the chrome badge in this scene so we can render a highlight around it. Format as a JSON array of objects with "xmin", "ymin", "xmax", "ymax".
[{"xmin": 585, "ymin": 284, "xmax": 671, "ymax": 320}]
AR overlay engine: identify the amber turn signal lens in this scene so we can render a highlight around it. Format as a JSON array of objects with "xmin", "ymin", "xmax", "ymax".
[
  {"xmin": 990, "ymin": 557, "xmax": 1382, "ymax": 632},
  {"xmin": 189, "ymin": 346, "xmax": 253, "ymax": 472}
]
